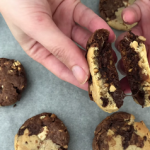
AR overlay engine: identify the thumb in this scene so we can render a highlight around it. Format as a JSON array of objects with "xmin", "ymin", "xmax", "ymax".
[
  {"xmin": 20, "ymin": 14, "xmax": 89, "ymax": 84},
  {"xmin": 122, "ymin": 0, "xmax": 141, "ymax": 24}
]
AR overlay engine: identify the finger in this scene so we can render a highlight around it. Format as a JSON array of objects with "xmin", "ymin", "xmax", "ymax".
[
  {"xmin": 147, "ymin": 46, "xmax": 150, "ymax": 65},
  {"xmin": 19, "ymin": 14, "xmax": 90, "ymax": 84},
  {"xmin": 120, "ymin": 77, "xmax": 131, "ymax": 94},
  {"xmin": 73, "ymin": 2, "xmax": 115, "ymax": 42},
  {"xmin": 41, "ymin": 52, "xmax": 88, "ymax": 91},
  {"xmin": 122, "ymin": 1, "xmax": 141, "ymax": 24},
  {"xmin": 23, "ymin": 41, "xmax": 88, "ymax": 91},
  {"xmin": 72, "ymin": 24, "xmax": 92, "ymax": 49},
  {"xmin": 117, "ymin": 59, "xmax": 126, "ymax": 75}
]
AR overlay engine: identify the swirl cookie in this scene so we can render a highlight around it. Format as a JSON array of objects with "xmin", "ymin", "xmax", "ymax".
[
  {"xmin": 93, "ymin": 112, "xmax": 150, "ymax": 150},
  {"xmin": 99, "ymin": 0, "xmax": 137, "ymax": 31},
  {"xmin": 118, "ymin": 31, "xmax": 150, "ymax": 107},
  {"xmin": 15, "ymin": 113, "xmax": 70, "ymax": 150},
  {"xmin": 86, "ymin": 29, "xmax": 125, "ymax": 113},
  {"xmin": 0, "ymin": 58, "xmax": 26, "ymax": 106}
]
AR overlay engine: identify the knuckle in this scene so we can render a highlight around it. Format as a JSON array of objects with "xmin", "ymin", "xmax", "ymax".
[
  {"xmin": 32, "ymin": 14, "xmax": 47, "ymax": 25},
  {"xmin": 51, "ymin": 46, "xmax": 67, "ymax": 63}
]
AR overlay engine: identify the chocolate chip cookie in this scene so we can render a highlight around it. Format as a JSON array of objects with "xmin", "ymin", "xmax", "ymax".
[
  {"xmin": 93, "ymin": 112, "xmax": 150, "ymax": 150},
  {"xmin": 0, "ymin": 58, "xmax": 26, "ymax": 106},
  {"xmin": 86, "ymin": 29, "xmax": 125, "ymax": 113},
  {"xmin": 118, "ymin": 31, "xmax": 150, "ymax": 108},
  {"xmin": 14, "ymin": 113, "xmax": 70, "ymax": 150},
  {"xmin": 100, "ymin": 0, "xmax": 137, "ymax": 31}
]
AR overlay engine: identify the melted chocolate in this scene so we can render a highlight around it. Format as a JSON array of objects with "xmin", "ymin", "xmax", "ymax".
[
  {"xmin": 119, "ymin": 31, "xmax": 145, "ymax": 107},
  {"xmin": 86, "ymin": 29, "xmax": 125, "ymax": 108}
]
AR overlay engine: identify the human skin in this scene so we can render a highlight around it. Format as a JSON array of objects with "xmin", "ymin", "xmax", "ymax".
[
  {"xmin": 116, "ymin": 0, "xmax": 150, "ymax": 93},
  {"xmin": 0, "ymin": 0, "xmax": 115, "ymax": 91}
]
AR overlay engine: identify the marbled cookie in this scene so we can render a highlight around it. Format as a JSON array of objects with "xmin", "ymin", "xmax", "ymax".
[
  {"xmin": 15, "ymin": 113, "xmax": 69, "ymax": 150},
  {"xmin": 93, "ymin": 112, "xmax": 150, "ymax": 150},
  {"xmin": 100, "ymin": 0, "xmax": 137, "ymax": 31},
  {"xmin": 118, "ymin": 31, "xmax": 150, "ymax": 107},
  {"xmin": 0, "ymin": 58, "xmax": 26, "ymax": 106},
  {"xmin": 86, "ymin": 29, "xmax": 125, "ymax": 113}
]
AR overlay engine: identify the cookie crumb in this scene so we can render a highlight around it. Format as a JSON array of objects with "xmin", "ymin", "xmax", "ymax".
[{"xmin": 13, "ymin": 104, "xmax": 17, "ymax": 107}]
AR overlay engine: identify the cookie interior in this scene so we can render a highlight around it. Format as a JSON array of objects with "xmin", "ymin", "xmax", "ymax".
[
  {"xmin": 119, "ymin": 31, "xmax": 150, "ymax": 107},
  {"xmin": 93, "ymin": 112, "xmax": 150, "ymax": 150},
  {"xmin": 86, "ymin": 29, "xmax": 125, "ymax": 113}
]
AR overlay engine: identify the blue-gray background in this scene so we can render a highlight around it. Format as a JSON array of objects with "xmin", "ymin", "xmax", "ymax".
[{"xmin": 0, "ymin": 0, "xmax": 150, "ymax": 150}]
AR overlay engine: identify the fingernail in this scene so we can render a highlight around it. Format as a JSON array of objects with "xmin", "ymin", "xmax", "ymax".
[
  {"xmin": 72, "ymin": 65, "xmax": 88, "ymax": 84},
  {"xmin": 123, "ymin": 15, "xmax": 127, "ymax": 23}
]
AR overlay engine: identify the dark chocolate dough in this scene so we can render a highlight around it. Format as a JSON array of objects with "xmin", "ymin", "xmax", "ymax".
[
  {"xmin": 0, "ymin": 58, "xmax": 26, "ymax": 106},
  {"xmin": 18, "ymin": 113, "xmax": 69, "ymax": 149}
]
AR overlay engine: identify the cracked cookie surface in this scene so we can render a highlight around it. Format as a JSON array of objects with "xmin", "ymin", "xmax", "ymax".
[
  {"xmin": 99, "ymin": 0, "xmax": 137, "ymax": 31},
  {"xmin": 93, "ymin": 112, "xmax": 150, "ymax": 150},
  {"xmin": 86, "ymin": 29, "xmax": 125, "ymax": 113},
  {"xmin": 0, "ymin": 58, "xmax": 26, "ymax": 106},
  {"xmin": 15, "ymin": 113, "xmax": 70, "ymax": 150},
  {"xmin": 118, "ymin": 32, "xmax": 150, "ymax": 107}
]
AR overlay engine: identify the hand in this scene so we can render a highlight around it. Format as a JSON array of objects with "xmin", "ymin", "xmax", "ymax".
[
  {"xmin": 115, "ymin": 0, "xmax": 150, "ymax": 93},
  {"xmin": 0, "ymin": 0, "xmax": 115, "ymax": 91}
]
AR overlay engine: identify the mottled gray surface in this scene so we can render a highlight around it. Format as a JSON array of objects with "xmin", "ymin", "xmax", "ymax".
[{"xmin": 0, "ymin": 1, "xmax": 150, "ymax": 150}]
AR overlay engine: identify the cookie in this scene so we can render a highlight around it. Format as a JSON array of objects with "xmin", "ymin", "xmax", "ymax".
[
  {"xmin": 118, "ymin": 31, "xmax": 150, "ymax": 107},
  {"xmin": 0, "ymin": 58, "xmax": 26, "ymax": 106},
  {"xmin": 86, "ymin": 29, "xmax": 125, "ymax": 113},
  {"xmin": 14, "ymin": 113, "xmax": 70, "ymax": 150},
  {"xmin": 93, "ymin": 112, "xmax": 150, "ymax": 150},
  {"xmin": 100, "ymin": 0, "xmax": 137, "ymax": 31}
]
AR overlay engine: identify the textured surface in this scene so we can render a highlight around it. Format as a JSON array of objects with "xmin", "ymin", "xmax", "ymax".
[
  {"xmin": 0, "ymin": 1, "xmax": 150, "ymax": 150},
  {"xmin": 86, "ymin": 29, "xmax": 124, "ymax": 113},
  {"xmin": 118, "ymin": 32, "xmax": 150, "ymax": 108},
  {"xmin": 15, "ymin": 113, "xmax": 69, "ymax": 150},
  {"xmin": 0, "ymin": 58, "xmax": 26, "ymax": 106},
  {"xmin": 100, "ymin": 0, "xmax": 137, "ymax": 31},
  {"xmin": 93, "ymin": 112, "xmax": 150, "ymax": 150}
]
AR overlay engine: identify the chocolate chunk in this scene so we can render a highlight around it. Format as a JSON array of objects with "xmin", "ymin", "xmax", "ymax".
[
  {"xmin": 101, "ymin": 97, "xmax": 109, "ymax": 107},
  {"xmin": 110, "ymin": 89, "xmax": 125, "ymax": 108},
  {"xmin": 144, "ymin": 136, "xmax": 147, "ymax": 141},
  {"xmin": 0, "ymin": 58, "xmax": 27, "ymax": 106},
  {"xmin": 118, "ymin": 31, "xmax": 147, "ymax": 107}
]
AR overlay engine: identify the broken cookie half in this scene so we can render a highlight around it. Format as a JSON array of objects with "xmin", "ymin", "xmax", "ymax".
[
  {"xmin": 86, "ymin": 29, "xmax": 125, "ymax": 113},
  {"xmin": 118, "ymin": 31, "xmax": 150, "ymax": 108}
]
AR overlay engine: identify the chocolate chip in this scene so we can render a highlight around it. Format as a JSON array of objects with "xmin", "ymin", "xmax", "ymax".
[{"xmin": 101, "ymin": 97, "xmax": 109, "ymax": 107}]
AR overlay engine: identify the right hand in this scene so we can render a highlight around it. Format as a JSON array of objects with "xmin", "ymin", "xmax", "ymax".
[
  {"xmin": 0, "ymin": 0, "xmax": 115, "ymax": 91},
  {"xmin": 116, "ymin": 0, "xmax": 150, "ymax": 93}
]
